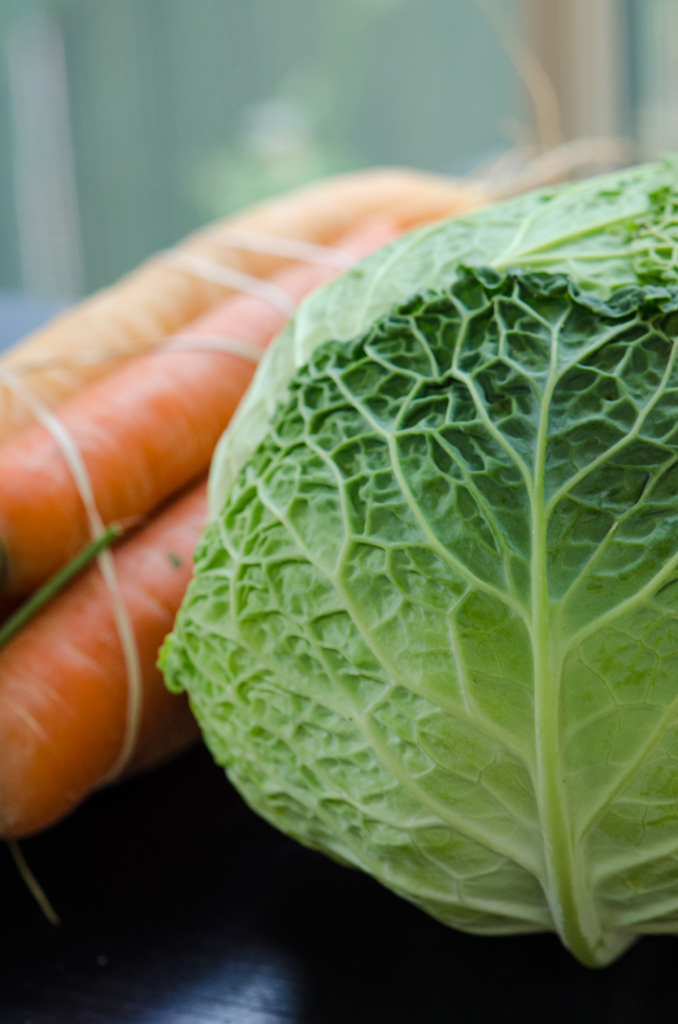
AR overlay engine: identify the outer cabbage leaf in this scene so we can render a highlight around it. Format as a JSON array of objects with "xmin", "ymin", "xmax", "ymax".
[
  {"xmin": 163, "ymin": 267, "xmax": 678, "ymax": 965},
  {"xmin": 210, "ymin": 157, "xmax": 678, "ymax": 513}
]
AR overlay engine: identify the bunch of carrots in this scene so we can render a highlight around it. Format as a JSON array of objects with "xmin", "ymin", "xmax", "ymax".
[{"xmin": 0, "ymin": 168, "xmax": 485, "ymax": 843}]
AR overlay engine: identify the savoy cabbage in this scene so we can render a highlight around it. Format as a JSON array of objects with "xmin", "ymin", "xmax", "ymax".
[{"xmin": 162, "ymin": 159, "xmax": 678, "ymax": 965}]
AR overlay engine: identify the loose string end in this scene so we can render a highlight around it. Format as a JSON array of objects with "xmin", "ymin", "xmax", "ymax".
[{"xmin": 7, "ymin": 840, "xmax": 61, "ymax": 927}]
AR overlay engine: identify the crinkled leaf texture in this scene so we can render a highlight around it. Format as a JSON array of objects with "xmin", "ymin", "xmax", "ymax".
[
  {"xmin": 163, "ymin": 263, "xmax": 678, "ymax": 967},
  {"xmin": 209, "ymin": 157, "xmax": 678, "ymax": 513}
]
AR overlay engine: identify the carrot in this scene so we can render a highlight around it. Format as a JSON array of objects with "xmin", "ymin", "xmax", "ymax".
[
  {"xmin": 0, "ymin": 483, "xmax": 208, "ymax": 839},
  {"xmin": 0, "ymin": 169, "xmax": 482, "ymax": 443},
  {"xmin": 0, "ymin": 218, "xmax": 399, "ymax": 596}
]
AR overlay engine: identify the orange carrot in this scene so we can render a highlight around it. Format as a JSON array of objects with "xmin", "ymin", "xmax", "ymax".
[
  {"xmin": 0, "ymin": 483, "xmax": 208, "ymax": 839},
  {"xmin": 0, "ymin": 218, "xmax": 399, "ymax": 596}
]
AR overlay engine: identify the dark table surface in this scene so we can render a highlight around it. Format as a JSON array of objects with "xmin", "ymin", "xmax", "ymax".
[{"xmin": 0, "ymin": 296, "xmax": 676, "ymax": 1024}]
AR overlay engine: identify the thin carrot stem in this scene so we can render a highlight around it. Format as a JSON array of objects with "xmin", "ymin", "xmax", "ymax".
[
  {"xmin": 0, "ymin": 523, "xmax": 123, "ymax": 650},
  {"xmin": 7, "ymin": 840, "xmax": 60, "ymax": 926}
]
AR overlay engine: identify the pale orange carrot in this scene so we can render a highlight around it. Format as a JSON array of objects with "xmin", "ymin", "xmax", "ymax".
[
  {"xmin": 0, "ymin": 170, "xmax": 481, "ymax": 443},
  {"xmin": 0, "ymin": 218, "xmax": 399, "ymax": 596},
  {"xmin": 0, "ymin": 483, "xmax": 208, "ymax": 839}
]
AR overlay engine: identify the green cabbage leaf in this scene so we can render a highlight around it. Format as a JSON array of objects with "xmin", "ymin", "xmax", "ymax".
[{"xmin": 162, "ymin": 160, "xmax": 678, "ymax": 965}]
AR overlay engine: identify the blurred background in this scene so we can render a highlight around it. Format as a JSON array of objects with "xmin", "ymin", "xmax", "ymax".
[{"xmin": 0, "ymin": 0, "xmax": 669, "ymax": 299}]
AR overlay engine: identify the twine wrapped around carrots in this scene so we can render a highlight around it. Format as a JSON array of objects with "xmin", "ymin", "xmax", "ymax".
[{"xmin": 0, "ymin": 227, "xmax": 374, "ymax": 788}]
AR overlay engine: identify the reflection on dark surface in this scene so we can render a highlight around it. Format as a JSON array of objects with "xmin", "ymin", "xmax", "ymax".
[{"xmin": 0, "ymin": 744, "xmax": 676, "ymax": 1024}]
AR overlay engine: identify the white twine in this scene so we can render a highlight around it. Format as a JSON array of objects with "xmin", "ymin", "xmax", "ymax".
[
  {"xmin": 5, "ymin": 350, "xmax": 128, "ymax": 375},
  {"xmin": 7, "ymin": 839, "xmax": 60, "ymax": 926},
  {"xmin": 161, "ymin": 251, "xmax": 296, "ymax": 317},
  {"xmin": 162, "ymin": 333, "xmax": 263, "ymax": 363},
  {"xmin": 210, "ymin": 226, "xmax": 354, "ymax": 269},
  {"xmin": 4, "ymin": 336, "xmax": 262, "ymax": 376},
  {"xmin": 0, "ymin": 368, "xmax": 143, "ymax": 783}
]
